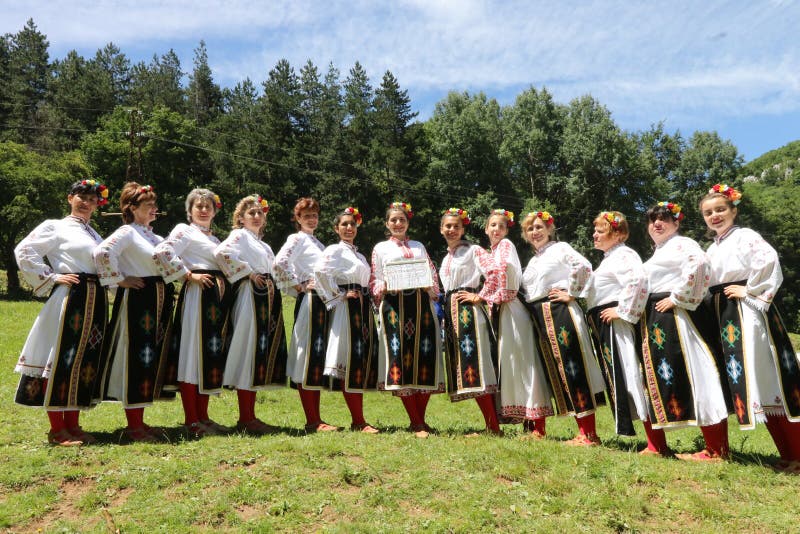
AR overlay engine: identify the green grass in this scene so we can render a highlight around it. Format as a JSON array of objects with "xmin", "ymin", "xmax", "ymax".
[{"xmin": 1, "ymin": 300, "xmax": 799, "ymax": 532}]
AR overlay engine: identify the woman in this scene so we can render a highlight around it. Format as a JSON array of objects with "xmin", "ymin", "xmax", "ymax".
[
  {"xmin": 370, "ymin": 202, "xmax": 444, "ymax": 438},
  {"xmin": 214, "ymin": 194, "xmax": 288, "ymax": 435},
  {"xmin": 314, "ymin": 207, "xmax": 380, "ymax": 433},
  {"xmin": 484, "ymin": 209, "xmax": 553, "ymax": 437},
  {"xmin": 274, "ymin": 197, "xmax": 337, "ymax": 432},
  {"xmin": 94, "ymin": 182, "xmax": 173, "ymax": 442},
  {"xmin": 153, "ymin": 188, "xmax": 232, "ymax": 438},
  {"xmin": 439, "ymin": 208, "xmax": 502, "ymax": 434},
  {"xmin": 521, "ymin": 211, "xmax": 607, "ymax": 445},
  {"xmin": 701, "ymin": 184, "xmax": 800, "ymax": 470},
  {"xmin": 585, "ymin": 211, "xmax": 662, "ymax": 450},
  {"xmin": 641, "ymin": 202, "xmax": 730, "ymax": 458},
  {"xmin": 14, "ymin": 179, "xmax": 110, "ymax": 445}
]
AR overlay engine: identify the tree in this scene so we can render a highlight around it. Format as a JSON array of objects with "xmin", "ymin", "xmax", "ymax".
[
  {"xmin": 0, "ymin": 142, "xmax": 88, "ymax": 294},
  {"xmin": 129, "ymin": 50, "xmax": 185, "ymax": 112},
  {"xmin": 93, "ymin": 43, "xmax": 131, "ymax": 106},
  {"xmin": 186, "ymin": 41, "xmax": 222, "ymax": 127}
]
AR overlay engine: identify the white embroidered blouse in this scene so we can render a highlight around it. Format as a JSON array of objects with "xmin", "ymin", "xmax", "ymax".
[
  {"xmin": 644, "ymin": 234, "xmax": 710, "ymax": 311},
  {"xmin": 522, "ymin": 241, "xmax": 592, "ymax": 302},
  {"xmin": 214, "ymin": 228, "xmax": 276, "ymax": 284},
  {"xmin": 370, "ymin": 237, "xmax": 440, "ymax": 301},
  {"xmin": 152, "ymin": 223, "xmax": 221, "ymax": 284},
  {"xmin": 314, "ymin": 241, "xmax": 371, "ymax": 310},
  {"xmin": 274, "ymin": 231, "xmax": 325, "ymax": 296},
  {"xmin": 439, "ymin": 241, "xmax": 503, "ymax": 303},
  {"xmin": 94, "ymin": 223, "xmax": 163, "ymax": 286},
  {"xmin": 706, "ymin": 226, "xmax": 783, "ymax": 312},
  {"xmin": 585, "ymin": 243, "xmax": 648, "ymax": 323},
  {"xmin": 488, "ymin": 238, "xmax": 523, "ymax": 304},
  {"xmin": 15, "ymin": 216, "xmax": 103, "ymax": 296}
]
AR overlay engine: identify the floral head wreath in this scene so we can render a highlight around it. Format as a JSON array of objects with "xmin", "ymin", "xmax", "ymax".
[
  {"xmin": 139, "ymin": 185, "xmax": 153, "ymax": 194},
  {"xmin": 251, "ymin": 194, "xmax": 269, "ymax": 213},
  {"xmin": 81, "ymin": 179, "xmax": 109, "ymax": 206},
  {"xmin": 491, "ymin": 209, "xmax": 515, "ymax": 227},
  {"xmin": 599, "ymin": 211, "xmax": 623, "ymax": 229},
  {"xmin": 709, "ymin": 183, "xmax": 742, "ymax": 205},
  {"xmin": 443, "ymin": 207, "xmax": 470, "ymax": 225},
  {"xmin": 213, "ymin": 194, "xmax": 223, "ymax": 210},
  {"xmin": 529, "ymin": 210, "xmax": 555, "ymax": 226},
  {"xmin": 657, "ymin": 201, "xmax": 684, "ymax": 221},
  {"xmin": 390, "ymin": 201, "xmax": 413, "ymax": 218},
  {"xmin": 343, "ymin": 206, "xmax": 362, "ymax": 226}
]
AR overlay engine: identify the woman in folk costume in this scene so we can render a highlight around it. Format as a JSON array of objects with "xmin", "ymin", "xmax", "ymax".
[
  {"xmin": 701, "ymin": 184, "xmax": 800, "ymax": 471},
  {"xmin": 313, "ymin": 207, "xmax": 380, "ymax": 434},
  {"xmin": 370, "ymin": 202, "xmax": 444, "ymax": 438},
  {"xmin": 153, "ymin": 188, "xmax": 233, "ymax": 438},
  {"xmin": 484, "ymin": 209, "xmax": 554, "ymax": 436},
  {"xmin": 584, "ymin": 211, "xmax": 662, "ymax": 449},
  {"xmin": 93, "ymin": 182, "xmax": 174, "ymax": 442},
  {"xmin": 14, "ymin": 179, "xmax": 110, "ymax": 446},
  {"xmin": 274, "ymin": 197, "xmax": 337, "ymax": 432},
  {"xmin": 439, "ymin": 208, "xmax": 502, "ymax": 435},
  {"xmin": 214, "ymin": 195, "xmax": 288, "ymax": 435},
  {"xmin": 521, "ymin": 211, "xmax": 606, "ymax": 445},
  {"xmin": 640, "ymin": 202, "xmax": 730, "ymax": 459}
]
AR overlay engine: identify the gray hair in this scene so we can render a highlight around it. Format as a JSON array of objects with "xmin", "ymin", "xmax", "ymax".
[{"xmin": 185, "ymin": 188, "xmax": 218, "ymax": 222}]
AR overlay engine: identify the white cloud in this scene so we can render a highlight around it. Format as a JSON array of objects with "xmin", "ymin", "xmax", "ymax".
[{"xmin": 3, "ymin": 0, "xmax": 799, "ymax": 129}]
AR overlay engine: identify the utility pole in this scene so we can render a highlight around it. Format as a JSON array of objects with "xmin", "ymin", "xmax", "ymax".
[{"xmin": 125, "ymin": 109, "xmax": 144, "ymax": 182}]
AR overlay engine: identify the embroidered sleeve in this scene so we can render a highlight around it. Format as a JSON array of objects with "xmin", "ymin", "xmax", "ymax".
[
  {"xmin": 474, "ymin": 246, "xmax": 506, "ymax": 304},
  {"xmin": 274, "ymin": 233, "xmax": 302, "ymax": 292},
  {"xmin": 314, "ymin": 247, "xmax": 345, "ymax": 310},
  {"xmin": 14, "ymin": 220, "xmax": 59, "ymax": 296},
  {"xmin": 741, "ymin": 231, "xmax": 782, "ymax": 311},
  {"xmin": 491, "ymin": 240, "xmax": 519, "ymax": 303},
  {"xmin": 614, "ymin": 250, "xmax": 649, "ymax": 323},
  {"xmin": 153, "ymin": 226, "xmax": 191, "ymax": 284},
  {"xmin": 670, "ymin": 242, "xmax": 709, "ymax": 311},
  {"xmin": 427, "ymin": 252, "xmax": 440, "ymax": 298},
  {"xmin": 93, "ymin": 226, "xmax": 134, "ymax": 287},
  {"xmin": 369, "ymin": 247, "xmax": 386, "ymax": 304},
  {"xmin": 563, "ymin": 244, "xmax": 592, "ymax": 298},
  {"xmin": 214, "ymin": 231, "xmax": 253, "ymax": 283}
]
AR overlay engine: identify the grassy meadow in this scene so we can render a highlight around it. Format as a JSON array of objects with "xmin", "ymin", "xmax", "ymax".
[{"xmin": 1, "ymin": 299, "xmax": 799, "ymax": 533}]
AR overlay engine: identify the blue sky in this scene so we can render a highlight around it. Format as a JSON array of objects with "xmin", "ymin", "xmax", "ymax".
[{"xmin": 3, "ymin": 0, "xmax": 799, "ymax": 162}]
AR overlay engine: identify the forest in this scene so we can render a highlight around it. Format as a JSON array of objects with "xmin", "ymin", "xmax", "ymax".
[{"xmin": 1, "ymin": 19, "xmax": 798, "ymax": 329}]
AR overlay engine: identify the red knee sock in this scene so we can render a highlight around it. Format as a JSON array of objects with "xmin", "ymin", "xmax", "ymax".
[
  {"xmin": 297, "ymin": 386, "xmax": 321, "ymax": 425},
  {"xmin": 700, "ymin": 419, "xmax": 729, "ymax": 457},
  {"xmin": 533, "ymin": 417, "xmax": 547, "ymax": 435},
  {"xmin": 765, "ymin": 414, "xmax": 790, "ymax": 460},
  {"xmin": 343, "ymin": 391, "xmax": 366, "ymax": 426},
  {"xmin": 642, "ymin": 419, "xmax": 669, "ymax": 453},
  {"xmin": 475, "ymin": 394, "xmax": 500, "ymax": 433},
  {"xmin": 237, "ymin": 390, "xmax": 257, "ymax": 422},
  {"xmin": 64, "ymin": 410, "xmax": 80, "ymax": 431},
  {"xmin": 179, "ymin": 382, "xmax": 200, "ymax": 425},
  {"xmin": 778, "ymin": 416, "xmax": 800, "ymax": 461},
  {"xmin": 401, "ymin": 395, "xmax": 423, "ymax": 427},
  {"xmin": 125, "ymin": 407, "xmax": 145, "ymax": 429},
  {"xmin": 196, "ymin": 393, "xmax": 210, "ymax": 421},
  {"xmin": 47, "ymin": 410, "xmax": 66, "ymax": 433},
  {"xmin": 416, "ymin": 392, "xmax": 431, "ymax": 425},
  {"xmin": 576, "ymin": 413, "xmax": 598, "ymax": 439}
]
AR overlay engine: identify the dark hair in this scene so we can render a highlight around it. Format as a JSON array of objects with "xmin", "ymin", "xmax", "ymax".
[
  {"xmin": 120, "ymin": 182, "xmax": 157, "ymax": 224},
  {"xmin": 69, "ymin": 180, "xmax": 102, "ymax": 197},
  {"xmin": 645, "ymin": 204, "xmax": 678, "ymax": 223}
]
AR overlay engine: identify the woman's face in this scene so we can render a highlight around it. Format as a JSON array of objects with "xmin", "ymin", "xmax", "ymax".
[
  {"xmin": 648, "ymin": 216, "xmax": 679, "ymax": 245},
  {"xmin": 385, "ymin": 210, "xmax": 409, "ymax": 239},
  {"xmin": 593, "ymin": 223, "xmax": 620, "ymax": 252},
  {"xmin": 335, "ymin": 214, "xmax": 358, "ymax": 243},
  {"xmin": 524, "ymin": 218, "xmax": 552, "ymax": 250},
  {"xmin": 68, "ymin": 193, "xmax": 98, "ymax": 221},
  {"xmin": 700, "ymin": 196, "xmax": 737, "ymax": 236},
  {"xmin": 297, "ymin": 209, "xmax": 319, "ymax": 234},
  {"xmin": 190, "ymin": 198, "xmax": 216, "ymax": 226},
  {"xmin": 241, "ymin": 204, "xmax": 266, "ymax": 234},
  {"xmin": 485, "ymin": 215, "xmax": 508, "ymax": 246},
  {"xmin": 132, "ymin": 199, "xmax": 158, "ymax": 226},
  {"xmin": 440, "ymin": 215, "xmax": 465, "ymax": 245}
]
